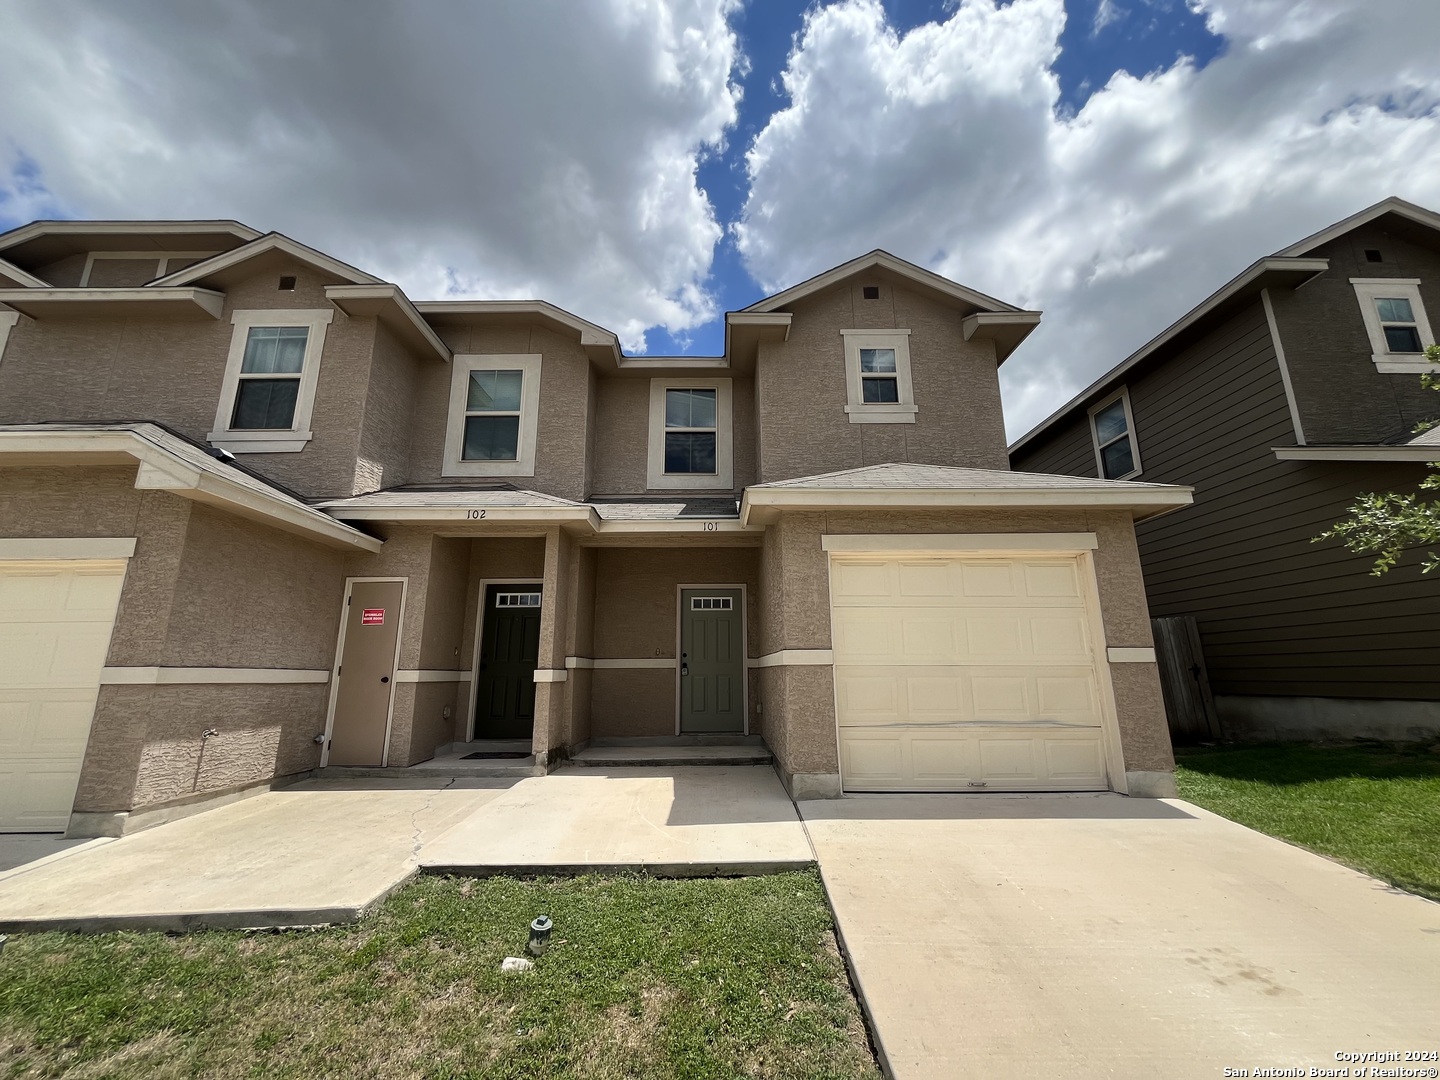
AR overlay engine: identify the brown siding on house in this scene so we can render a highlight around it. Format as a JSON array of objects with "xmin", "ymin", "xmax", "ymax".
[
  {"xmin": 1016, "ymin": 295, "xmax": 1440, "ymax": 704},
  {"xmin": 1271, "ymin": 221, "xmax": 1440, "ymax": 444},
  {"xmin": 1010, "ymin": 412, "xmax": 1096, "ymax": 477},
  {"xmin": 754, "ymin": 281, "xmax": 1007, "ymax": 484}
]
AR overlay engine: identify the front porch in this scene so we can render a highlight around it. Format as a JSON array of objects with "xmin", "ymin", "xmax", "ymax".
[{"xmin": 317, "ymin": 507, "xmax": 778, "ymax": 778}]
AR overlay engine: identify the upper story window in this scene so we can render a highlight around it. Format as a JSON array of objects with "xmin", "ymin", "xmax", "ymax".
[
  {"xmin": 1088, "ymin": 388, "xmax": 1142, "ymax": 480},
  {"xmin": 443, "ymin": 354, "xmax": 541, "ymax": 477},
  {"xmin": 840, "ymin": 329, "xmax": 916, "ymax": 424},
  {"xmin": 647, "ymin": 378, "xmax": 733, "ymax": 490},
  {"xmin": 1351, "ymin": 278, "xmax": 1435, "ymax": 373},
  {"xmin": 208, "ymin": 309, "xmax": 333, "ymax": 454}
]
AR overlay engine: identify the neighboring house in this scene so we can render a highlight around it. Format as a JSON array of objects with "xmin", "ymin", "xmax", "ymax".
[
  {"xmin": 1011, "ymin": 197, "xmax": 1440, "ymax": 743},
  {"xmin": 0, "ymin": 220, "xmax": 1190, "ymax": 836}
]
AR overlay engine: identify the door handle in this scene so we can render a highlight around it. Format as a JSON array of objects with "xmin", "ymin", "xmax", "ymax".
[{"xmin": 381, "ymin": 675, "xmax": 390, "ymax": 684}]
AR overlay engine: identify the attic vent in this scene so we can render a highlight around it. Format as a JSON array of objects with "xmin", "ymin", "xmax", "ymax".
[
  {"xmin": 278, "ymin": 275, "xmax": 297, "ymax": 291},
  {"xmin": 862, "ymin": 285, "xmax": 880, "ymax": 300},
  {"xmin": 1364, "ymin": 249, "xmax": 1383, "ymax": 263}
]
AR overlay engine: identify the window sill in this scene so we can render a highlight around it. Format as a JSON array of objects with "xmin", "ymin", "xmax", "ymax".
[
  {"xmin": 647, "ymin": 471, "xmax": 731, "ymax": 491},
  {"xmin": 1373, "ymin": 355, "xmax": 1437, "ymax": 373},
  {"xmin": 843, "ymin": 403, "xmax": 918, "ymax": 425},
  {"xmin": 441, "ymin": 457, "xmax": 535, "ymax": 478},
  {"xmin": 207, "ymin": 430, "xmax": 313, "ymax": 454}
]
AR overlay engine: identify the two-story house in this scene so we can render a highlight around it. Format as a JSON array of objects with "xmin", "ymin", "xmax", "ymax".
[
  {"xmin": 0, "ymin": 221, "xmax": 1189, "ymax": 836},
  {"xmin": 1011, "ymin": 197, "xmax": 1440, "ymax": 743}
]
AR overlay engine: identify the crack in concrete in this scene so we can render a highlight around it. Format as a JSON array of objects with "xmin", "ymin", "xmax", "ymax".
[{"xmin": 408, "ymin": 778, "xmax": 459, "ymax": 862}]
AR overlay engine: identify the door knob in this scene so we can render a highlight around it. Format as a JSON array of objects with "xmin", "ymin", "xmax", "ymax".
[{"xmin": 381, "ymin": 675, "xmax": 390, "ymax": 684}]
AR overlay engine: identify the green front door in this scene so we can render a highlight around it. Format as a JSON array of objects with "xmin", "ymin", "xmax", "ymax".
[
  {"xmin": 474, "ymin": 584, "xmax": 542, "ymax": 739},
  {"xmin": 679, "ymin": 588, "xmax": 745, "ymax": 734}
]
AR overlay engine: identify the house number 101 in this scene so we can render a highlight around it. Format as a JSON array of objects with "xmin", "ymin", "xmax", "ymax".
[{"xmin": 465, "ymin": 510, "xmax": 486, "ymax": 520}]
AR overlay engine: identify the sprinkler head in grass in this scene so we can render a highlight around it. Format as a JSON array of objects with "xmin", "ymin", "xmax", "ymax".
[{"xmin": 527, "ymin": 915, "xmax": 553, "ymax": 957}]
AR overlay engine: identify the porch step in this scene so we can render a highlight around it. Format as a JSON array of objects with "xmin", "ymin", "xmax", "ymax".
[
  {"xmin": 317, "ymin": 757, "xmax": 544, "ymax": 781},
  {"xmin": 590, "ymin": 735, "xmax": 765, "ymax": 748},
  {"xmin": 570, "ymin": 743, "xmax": 773, "ymax": 768}
]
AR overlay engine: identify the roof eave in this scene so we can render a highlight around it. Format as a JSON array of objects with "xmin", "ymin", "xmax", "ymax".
[
  {"xmin": 1273, "ymin": 445, "xmax": 1440, "ymax": 462},
  {"xmin": 962, "ymin": 311, "xmax": 1043, "ymax": 365},
  {"xmin": 1008, "ymin": 256, "xmax": 1330, "ymax": 457},
  {"xmin": 149, "ymin": 233, "xmax": 383, "ymax": 288},
  {"xmin": 739, "ymin": 485, "xmax": 1194, "ymax": 526},
  {"xmin": 0, "ymin": 287, "xmax": 225, "ymax": 320},
  {"xmin": 324, "ymin": 284, "xmax": 451, "ymax": 363},
  {"xmin": 0, "ymin": 427, "xmax": 381, "ymax": 551}
]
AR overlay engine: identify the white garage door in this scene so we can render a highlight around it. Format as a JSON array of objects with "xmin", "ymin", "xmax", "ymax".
[
  {"xmin": 831, "ymin": 554, "xmax": 1112, "ymax": 792},
  {"xmin": 0, "ymin": 560, "xmax": 126, "ymax": 831}
]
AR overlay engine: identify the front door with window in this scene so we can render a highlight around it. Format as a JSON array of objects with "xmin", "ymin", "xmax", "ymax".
[
  {"xmin": 679, "ymin": 588, "xmax": 745, "ymax": 734},
  {"xmin": 474, "ymin": 585, "xmax": 543, "ymax": 739}
]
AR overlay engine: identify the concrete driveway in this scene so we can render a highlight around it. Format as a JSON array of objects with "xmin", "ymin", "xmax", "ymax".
[{"xmin": 800, "ymin": 793, "xmax": 1440, "ymax": 1080}]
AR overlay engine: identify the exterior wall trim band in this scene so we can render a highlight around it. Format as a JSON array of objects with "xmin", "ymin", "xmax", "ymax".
[{"xmin": 100, "ymin": 667, "xmax": 330, "ymax": 685}]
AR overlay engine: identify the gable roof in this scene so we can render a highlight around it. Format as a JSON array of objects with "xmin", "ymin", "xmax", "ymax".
[
  {"xmin": 149, "ymin": 232, "xmax": 383, "ymax": 287},
  {"xmin": 0, "ymin": 257, "xmax": 51, "ymax": 288},
  {"xmin": 1007, "ymin": 255, "xmax": 1329, "ymax": 457},
  {"xmin": 1010, "ymin": 196, "xmax": 1440, "ymax": 459},
  {"xmin": 1275, "ymin": 196, "xmax": 1440, "ymax": 257},
  {"xmin": 0, "ymin": 220, "xmax": 261, "ymax": 269},
  {"xmin": 743, "ymin": 249, "xmax": 1021, "ymax": 315}
]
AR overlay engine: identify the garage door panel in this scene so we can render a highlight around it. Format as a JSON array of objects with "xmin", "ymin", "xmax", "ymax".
[
  {"xmin": 0, "ymin": 560, "xmax": 125, "ymax": 831},
  {"xmin": 831, "ymin": 552, "xmax": 1111, "ymax": 794},
  {"xmin": 839, "ymin": 727, "xmax": 1106, "ymax": 791}
]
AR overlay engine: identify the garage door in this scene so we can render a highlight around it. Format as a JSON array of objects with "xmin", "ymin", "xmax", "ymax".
[
  {"xmin": 831, "ymin": 554, "xmax": 1111, "ymax": 792},
  {"xmin": 0, "ymin": 561, "xmax": 126, "ymax": 831}
]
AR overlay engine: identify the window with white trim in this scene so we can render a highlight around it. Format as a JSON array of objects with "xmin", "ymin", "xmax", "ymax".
[
  {"xmin": 1088, "ymin": 388, "xmax": 1142, "ymax": 480},
  {"xmin": 443, "ymin": 354, "xmax": 542, "ymax": 477},
  {"xmin": 495, "ymin": 591, "xmax": 542, "ymax": 607},
  {"xmin": 646, "ymin": 378, "xmax": 733, "ymax": 490},
  {"xmin": 209, "ymin": 308, "xmax": 333, "ymax": 454},
  {"xmin": 841, "ymin": 329, "xmax": 916, "ymax": 423},
  {"xmin": 1351, "ymin": 278, "xmax": 1436, "ymax": 372},
  {"xmin": 690, "ymin": 596, "xmax": 733, "ymax": 610}
]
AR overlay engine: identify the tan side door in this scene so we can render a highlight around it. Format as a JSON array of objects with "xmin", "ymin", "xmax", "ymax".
[{"xmin": 327, "ymin": 579, "xmax": 404, "ymax": 767}]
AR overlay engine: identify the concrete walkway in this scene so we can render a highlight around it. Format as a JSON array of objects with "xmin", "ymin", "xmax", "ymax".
[
  {"xmin": 0, "ymin": 778, "xmax": 512, "ymax": 931},
  {"xmin": 422, "ymin": 765, "xmax": 810, "ymax": 874},
  {"xmin": 0, "ymin": 766, "xmax": 810, "ymax": 932},
  {"xmin": 800, "ymin": 794, "xmax": 1440, "ymax": 1080}
]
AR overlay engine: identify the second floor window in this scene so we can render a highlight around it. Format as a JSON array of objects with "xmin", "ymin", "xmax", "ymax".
[
  {"xmin": 231, "ymin": 326, "xmax": 308, "ymax": 429},
  {"xmin": 1375, "ymin": 297, "xmax": 1422, "ymax": 353},
  {"xmin": 208, "ymin": 308, "xmax": 333, "ymax": 454},
  {"xmin": 464, "ymin": 369, "xmax": 523, "ymax": 460},
  {"xmin": 840, "ymin": 329, "xmax": 916, "ymax": 423},
  {"xmin": 1351, "ymin": 277, "xmax": 1435, "ymax": 372},
  {"xmin": 443, "ymin": 354, "xmax": 542, "ymax": 477},
  {"xmin": 664, "ymin": 388, "xmax": 717, "ymax": 474},
  {"xmin": 1089, "ymin": 388, "xmax": 1142, "ymax": 480},
  {"xmin": 860, "ymin": 348, "xmax": 900, "ymax": 403}
]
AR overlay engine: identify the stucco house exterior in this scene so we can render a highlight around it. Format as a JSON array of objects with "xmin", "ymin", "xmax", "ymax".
[
  {"xmin": 0, "ymin": 220, "xmax": 1190, "ymax": 836},
  {"xmin": 1010, "ymin": 197, "xmax": 1440, "ymax": 743}
]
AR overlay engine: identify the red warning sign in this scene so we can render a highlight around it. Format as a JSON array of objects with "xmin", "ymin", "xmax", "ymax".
[{"xmin": 361, "ymin": 608, "xmax": 385, "ymax": 626}]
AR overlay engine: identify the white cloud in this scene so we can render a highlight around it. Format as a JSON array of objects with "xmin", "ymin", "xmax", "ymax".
[
  {"xmin": 735, "ymin": 0, "xmax": 1440, "ymax": 440},
  {"xmin": 0, "ymin": 0, "xmax": 742, "ymax": 351},
  {"xmin": 1092, "ymin": 0, "xmax": 1126, "ymax": 36}
]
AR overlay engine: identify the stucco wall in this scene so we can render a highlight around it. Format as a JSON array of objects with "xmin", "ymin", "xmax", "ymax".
[
  {"xmin": 755, "ymin": 280, "xmax": 1009, "ymax": 483},
  {"xmin": 356, "ymin": 320, "xmax": 421, "ymax": 493},
  {"xmin": 407, "ymin": 322, "xmax": 593, "ymax": 501},
  {"xmin": 0, "ymin": 261, "xmax": 388, "ymax": 500}
]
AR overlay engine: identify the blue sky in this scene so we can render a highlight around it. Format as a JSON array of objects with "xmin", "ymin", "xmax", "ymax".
[
  {"xmin": 3, "ymin": 0, "xmax": 1439, "ymax": 436},
  {"xmin": 656, "ymin": 0, "xmax": 1227, "ymax": 355}
]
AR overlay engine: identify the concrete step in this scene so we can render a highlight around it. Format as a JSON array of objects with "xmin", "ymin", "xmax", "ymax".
[
  {"xmin": 590, "ymin": 735, "xmax": 765, "ymax": 748},
  {"xmin": 569, "ymin": 744, "xmax": 773, "ymax": 768},
  {"xmin": 318, "ymin": 759, "xmax": 544, "ymax": 780}
]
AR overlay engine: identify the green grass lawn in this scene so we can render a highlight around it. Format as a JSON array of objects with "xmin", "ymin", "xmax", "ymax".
[
  {"xmin": 1175, "ymin": 741, "xmax": 1440, "ymax": 901},
  {"xmin": 0, "ymin": 872, "xmax": 879, "ymax": 1080}
]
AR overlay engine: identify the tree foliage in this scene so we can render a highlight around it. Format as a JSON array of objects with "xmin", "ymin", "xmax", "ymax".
[{"xmin": 1316, "ymin": 343, "xmax": 1440, "ymax": 575}]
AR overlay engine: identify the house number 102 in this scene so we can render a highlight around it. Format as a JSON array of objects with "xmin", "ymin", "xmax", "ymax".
[{"xmin": 465, "ymin": 509, "xmax": 487, "ymax": 520}]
